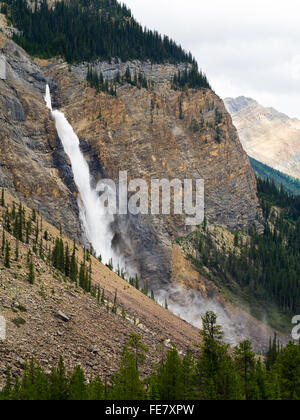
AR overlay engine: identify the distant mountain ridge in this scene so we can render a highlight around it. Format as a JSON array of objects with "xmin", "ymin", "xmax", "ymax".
[
  {"xmin": 225, "ymin": 96, "xmax": 300, "ymax": 180},
  {"xmin": 249, "ymin": 157, "xmax": 300, "ymax": 196}
]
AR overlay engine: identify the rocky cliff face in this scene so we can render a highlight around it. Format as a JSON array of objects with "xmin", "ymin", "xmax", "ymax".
[
  {"xmin": 0, "ymin": 32, "xmax": 81, "ymax": 240},
  {"xmin": 0, "ymin": 31, "xmax": 269, "ymax": 344},
  {"xmin": 42, "ymin": 60, "xmax": 260, "ymax": 287},
  {"xmin": 225, "ymin": 96, "xmax": 300, "ymax": 179},
  {"xmin": 0, "ymin": 28, "xmax": 260, "ymax": 285}
]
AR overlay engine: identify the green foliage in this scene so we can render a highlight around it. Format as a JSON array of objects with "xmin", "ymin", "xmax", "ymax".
[
  {"xmin": 110, "ymin": 348, "xmax": 145, "ymax": 400},
  {"xmin": 249, "ymin": 157, "xmax": 300, "ymax": 196},
  {"xmin": 187, "ymin": 179, "xmax": 300, "ymax": 315},
  {"xmin": 234, "ymin": 341, "xmax": 257, "ymax": 400},
  {"xmin": 273, "ymin": 342, "xmax": 300, "ymax": 400},
  {"xmin": 3, "ymin": 0, "xmax": 197, "ymax": 65},
  {"xmin": 4, "ymin": 240, "xmax": 11, "ymax": 268},
  {"xmin": 27, "ymin": 255, "xmax": 35, "ymax": 285},
  {"xmin": 0, "ymin": 313, "xmax": 299, "ymax": 400},
  {"xmin": 126, "ymin": 333, "xmax": 149, "ymax": 371},
  {"xmin": 172, "ymin": 66, "xmax": 211, "ymax": 91}
]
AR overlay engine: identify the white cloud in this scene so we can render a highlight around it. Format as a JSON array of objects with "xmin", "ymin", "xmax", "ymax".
[{"xmin": 123, "ymin": 0, "xmax": 300, "ymax": 117}]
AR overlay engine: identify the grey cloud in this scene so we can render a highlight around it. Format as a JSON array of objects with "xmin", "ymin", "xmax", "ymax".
[{"xmin": 123, "ymin": 0, "xmax": 300, "ymax": 117}]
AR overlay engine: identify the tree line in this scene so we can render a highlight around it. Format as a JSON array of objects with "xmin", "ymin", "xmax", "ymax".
[
  {"xmin": 172, "ymin": 66, "xmax": 211, "ymax": 91},
  {"xmin": 0, "ymin": 188, "xmax": 159, "ymax": 319},
  {"xmin": 249, "ymin": 157, "xmax": 300, "ymax": 196},
  {"xmin": 2, "ymin": 0, "xmax": 198, "ymax": 65},
  {"xmin": 0, "ymin": 312, "xmax": 299, "ymax": 400},
  {"xmin": 187, "ymin": 178, "xmax": 300, "ymax": 315},
  {"xmin": 86, "ymin": 65, "xmax": 151, "ymax": 96}
]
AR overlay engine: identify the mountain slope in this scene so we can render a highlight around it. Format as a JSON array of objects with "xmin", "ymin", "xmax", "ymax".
[
  {"xmin": 0, "ymin": 7, "xmax": 276, "ymax": 348},
  {"xmin": 249, "ymin": 157, "xmax": 300, "ymax": 196},
  {"xmin": 225, "ymin": 96, "xmax": 300, "ymax": 179},
  {"xmin": 0, "ymin": 189, "xmax": 201, "ymax": 388}
]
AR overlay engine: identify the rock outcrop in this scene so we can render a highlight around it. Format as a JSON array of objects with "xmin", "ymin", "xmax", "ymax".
[
  {"xmin": 43, "ymin": 60, "xmax": 260, "ymax": 286},
  {"xmin": 225, "ymin": 96, "xmax": 300, "ymax": 179},
  {"xmin": 0, "ymin": 191, "xmax": 201, "ymax": 387},
  {"xmin": 0, "ymin": 33, "xmax": 269, "ymax": 345},
  {"xmin": 0, "ymin": 32, "xmax": 81, "ymax": 241}
]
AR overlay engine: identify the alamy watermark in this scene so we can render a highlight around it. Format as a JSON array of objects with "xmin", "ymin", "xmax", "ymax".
[
  {"xmin": 0, "ymin": 55, "xmax": 6, "ymax": 80},
  {"xmin": 292, "ymin": 315, "xmax": 300, "ymax": 341},
  {"xmin": 97, "ymin": 171, "xmax": 204, "ymax": 226},
  {"xmin": 0, "ymin": 316, "xmax": 6, "ymax": 341}
]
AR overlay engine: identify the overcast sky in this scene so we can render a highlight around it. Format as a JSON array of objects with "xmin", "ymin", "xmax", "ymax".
[{"xmin": 123, "ymin": 0, "xmax": 300, "ymax": 118}]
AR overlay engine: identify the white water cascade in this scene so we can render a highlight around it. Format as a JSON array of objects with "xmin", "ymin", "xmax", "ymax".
[{"xmin": 44, "ymin": 85, "xmax": 122, "ymax": 268}]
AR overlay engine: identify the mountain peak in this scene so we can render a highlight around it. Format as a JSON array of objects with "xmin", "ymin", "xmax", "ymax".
[
  {"xmin": 224, "ymin": 96, "xmax": 256, "ymax": 113},
  {"xmin": 225, "ymin": 96, "xmax": 300, "ymax": 179}
]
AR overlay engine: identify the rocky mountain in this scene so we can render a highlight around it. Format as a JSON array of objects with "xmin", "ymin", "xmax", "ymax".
[
  {"xmin": 0, "ymin": 3, "xmax": 286, "ymax": 354},
  {"xmin": 225, "ymin": 96, "xmax": 300, "ymax": 179},
  {"xmin": 0, "ymin": 190, "xmax": 201, "ymax": 387},
  {"xmin": 44, "ymin": 59, "xmax": 260, "ymax": 286}
]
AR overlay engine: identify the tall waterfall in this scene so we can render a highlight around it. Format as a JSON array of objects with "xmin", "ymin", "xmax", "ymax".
[{"xmin": 44, "ymin": 85, "xmax": 122, "ymax": 267}]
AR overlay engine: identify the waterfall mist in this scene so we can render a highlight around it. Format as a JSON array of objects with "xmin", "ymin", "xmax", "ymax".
[
  {"xmin": 157, "ymin": 285, "xmax": 246, "ymax": 346},
  {"xmin": 44, "ymin": 85, "xmax": 125, "ymax": 269}
]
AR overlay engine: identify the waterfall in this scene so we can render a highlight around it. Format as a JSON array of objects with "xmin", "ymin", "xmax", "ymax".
[{"xmin": 44, "ymin": 85, "xmax": 122, "ymax": 268}]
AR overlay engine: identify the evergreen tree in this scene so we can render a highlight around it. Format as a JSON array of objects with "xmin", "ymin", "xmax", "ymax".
[
  {"xmin": 70, "ymin": 246, "xmax": 78, "ymax": 283},
  {"xmin": 1, "ymin": 188, "xmax": 5, "ymax": 207},
  {"xmin": 272, "ymin": 341, "xmax": 300, "ymax": 400},
  {"xmin": 68, "ymin": 366, "xmax": 87, "ymax": 401},
  {"xmin": 234, "ymin": 340, "xmax": 257, "ymax": 400},
  {"xmin": 152, "ymin": 346, "xmax": 184, "ymax": 400},
  {"xmin": 4, "ymin": 241, "xmax": 11, "ymax": 268},
  {"xmin": 28, "ymin": 256, "xmax": 35, "ymax": 285},
  {"xmin": 196, "ymin": 311, "xmax": 241, "ymax": 400},
  {"xmin": 49, "ymin": 356, "xmax": 68, "ymax": 401},
  {"xmin": 110, "ymin": 348, "xmax": 145, "ymax": 400},
  {"xmin": 127, "ymin": 333, "xmax": 149, "ymax": 371}
]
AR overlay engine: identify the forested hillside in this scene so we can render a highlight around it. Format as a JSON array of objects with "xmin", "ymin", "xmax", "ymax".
[
  {"xmin": 249, "ymin": 157, "xmax": 300, "ymax": 196},
  {"xmin": 1, "ymin": 0, "xmax": 196, "ymax": 64},
  {"xmin": 179, "ymin": 178, "xmax": 300, "ymax": 330}
]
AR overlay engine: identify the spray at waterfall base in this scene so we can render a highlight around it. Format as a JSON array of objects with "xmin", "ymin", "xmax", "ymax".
[{"xmin": 44, "ymin": 85, "xmax": 244, "ymax": 345}]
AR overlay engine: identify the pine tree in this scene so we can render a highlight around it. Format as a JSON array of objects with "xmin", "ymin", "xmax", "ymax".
[
  {"xmin": 234, "ymin": 340, "xmax": 256, "ymax": 400},
  {"xmin": 1, "ymin": 229, "xmax": 5, "ymax": 256},
  {"xmin": 101, "ymin": 289, "xmax": 105, "ymax": 305},
  {"xmin": 68, "ymin": 366, "xmax": 87, "ymax": 401},
  {"xmin": 15, "ymin": 239, "xmax": 19, "ymax": 261},
  {"xmin": 182, "ymin": 348, "xmax": 196, "ymax": 399},
  {"xmin": 4, "ymin": 241, "xmax": 11, "ymax": 268},
  {"xmin": 196, "ymin": 311, "xmax": 240, "ymax": 400},
  {"xmin": 49, "ymin": 356, "xmax": 68, "ymax": 401},
  {"xmin": 87, "ymin": 376, "xmax": 104, "ymax": 401},
  {"xmin": 70, "ymin": 247, "xmax": 78, "ymax": 283},
  {"xmin": 28, "ymin": 257, "xmax": 35, "ymax": 285},
  {"xmin": 153, "ymin": 346, "xmax": 184, "ymax": 400},
  {"xmin": 110, "ymin": 348, "xmax": 145, "ymax": 400},
  {"xmin": 112, "ymin": 290, "xmax": 118, "ymax": 314},
  {"xmin": 164, "ymin": 299, "xmax": 168, "ymax": 310},
  {"xmin": 1, "ymin": 188, "xmax": 5, "ymax": 207},
  {"xmin": 127, "ymin": 333, "xmax": 149, "ymax": 371},
  {"xmin": 272, "ymin": 341, "xmax": 300, "ymax": 400}
]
